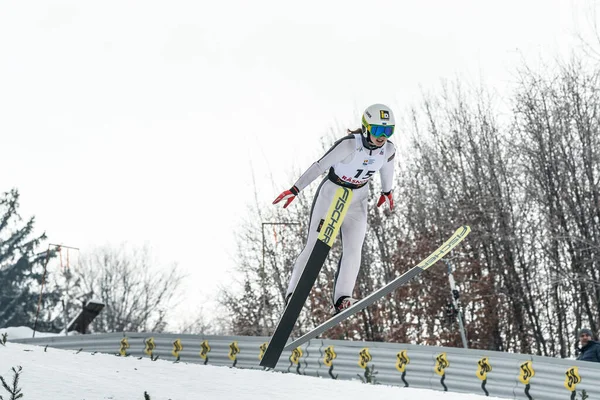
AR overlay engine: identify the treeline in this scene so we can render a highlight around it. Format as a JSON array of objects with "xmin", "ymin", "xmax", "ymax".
[
  {"xmin": 0, "ymin": 189, "xmax": 186, "ymax": 334},
  {"xmin": 223, "ymin": 56, "xmax": 600, "ymax": 358}
]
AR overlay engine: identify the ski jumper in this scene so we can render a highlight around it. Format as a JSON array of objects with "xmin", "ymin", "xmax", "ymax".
[{"xmin": 286, "ymin": 133, "xmax": 396, "ymax": 303}]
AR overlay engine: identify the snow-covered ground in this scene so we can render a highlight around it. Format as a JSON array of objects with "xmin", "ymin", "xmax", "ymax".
[
  {"xmin": 0, "ymin": 333, "xmax": 506, "ymax": 400},
  {"xmin": 0, "ymin": 326, "xmax": 64, "ymax": 339}
]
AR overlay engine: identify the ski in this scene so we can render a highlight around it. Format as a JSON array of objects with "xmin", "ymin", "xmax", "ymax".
[
  {"xmin": 259, "ymin": 186, "xmax": 354, "ymax": 369},
  {"xmin": 283, "ymin": 225, "xmax": 471, "ymax": 351}
]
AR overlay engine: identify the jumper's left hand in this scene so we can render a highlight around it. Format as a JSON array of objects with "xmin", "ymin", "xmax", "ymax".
[{"xmin": 377, "ymin": 191, "xmax": 394, "ymax": 211}]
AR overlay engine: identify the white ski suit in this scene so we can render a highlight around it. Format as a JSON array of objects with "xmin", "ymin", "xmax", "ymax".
[{"xmin": 286, "ymin": 133, "xmax": 396, "ymax": 303}]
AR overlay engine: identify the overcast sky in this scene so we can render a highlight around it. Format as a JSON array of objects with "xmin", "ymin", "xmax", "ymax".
[{"xmin": 0, "ymin": 0, "xmax": 594, "ymax": 328}]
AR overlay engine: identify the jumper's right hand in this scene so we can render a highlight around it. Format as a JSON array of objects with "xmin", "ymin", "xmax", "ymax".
[{"xmin": 273, "ymin": 186, "xmax": 299, "ymax": 208}]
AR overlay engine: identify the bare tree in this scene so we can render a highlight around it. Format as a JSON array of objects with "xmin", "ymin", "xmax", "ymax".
[
  {"xmin": 512, "ymin": 58, "xmax": 600, "ymax": 357},
  {"xmin": 219, "ymin": 173, "xmax": 311, "ymax": 336},
  {"xmin": 70, "ymin": 244, "xmax": 184, "ymax": 333}
]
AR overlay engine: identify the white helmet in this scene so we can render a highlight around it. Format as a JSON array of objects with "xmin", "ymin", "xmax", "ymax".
[{"xmin": 361, "ymin": 104, "xmax": 395, "ymax": 149}]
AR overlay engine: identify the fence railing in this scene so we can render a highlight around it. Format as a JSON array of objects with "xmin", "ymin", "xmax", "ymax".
[{"xmin": 12, "ymin": 333, "xmax": 600, "ymax": 399}]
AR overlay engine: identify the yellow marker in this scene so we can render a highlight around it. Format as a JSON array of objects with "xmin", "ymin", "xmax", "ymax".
[
  {"xmin": 564, "ymin": 366, "xmax": 581, "ymax": 392},
  {"xmin": 435, "ymin": 353, "xmax": 450, "ymax": 376},
  {"xmin": 289, "ymin": 347, "xmax": 303, "ymax": 365},
  {"xmin": 172, "ymin": 339, "xmax": 183, "ymax": 359},
  {"xmin": 323, "ymin": 346, "xmax": 337, "ymax": 367},
  {"xmin": 476, "ymin": 357, "xmax": 492, "ymax": 380},
  {"xmin": 228, "ymin": 341, "xmax": 240, "ymax": 361},
  {"xmin": 119, "ymin": 337, "xmax": 129, "ymax": 356},
  {"xmin": 200, "ymin": 340, "xmax": 211, "ymax": 360},
  {"xmin": 318, "ymin": 187, "xmax": 353, "ymax": 246},
  {"xmin": 396, "ymin": 350, "xmax": 410, "ymax": 373},
  {"xmin": 358, "ymin": 348, "xmax": 372, "ymax": 369},
  {"xmin": 144, "ymin": 337, "xmax": 156, "ymax": 357},
  {"xmin": 518, "ymin": 360, "xmax": 535, "ymax": 385},
  {"xmin": 258, "ymin": 342, "xmax": 268, "ymax": 361}
]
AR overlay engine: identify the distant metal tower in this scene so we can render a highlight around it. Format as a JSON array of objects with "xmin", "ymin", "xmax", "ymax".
[{"xmin": 444, "ymin": 259, "xmax": 468, "ymax": 349}]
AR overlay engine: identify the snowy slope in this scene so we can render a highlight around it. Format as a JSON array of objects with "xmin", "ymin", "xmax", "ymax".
[
  {"xmin": 0, "ymin": 341, "xmax": 508, "ymax": 400},
  {"xmin": 0, "ymin": 326, "xmax": 63, "ymax": 339}
]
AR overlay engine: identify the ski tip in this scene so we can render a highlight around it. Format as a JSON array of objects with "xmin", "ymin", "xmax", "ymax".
[
  {"xmin": 456, "ymin": 225, "xmax": 471, "ymax": 236},
  {"xmin": 259, "ymin": 359, "xmax": 278, "ymax": 369}
]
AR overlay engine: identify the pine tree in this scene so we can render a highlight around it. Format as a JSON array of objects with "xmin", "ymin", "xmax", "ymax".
[{"xmin": 0, "ymin": 189, "xmax": 60, "ymax": 331}]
